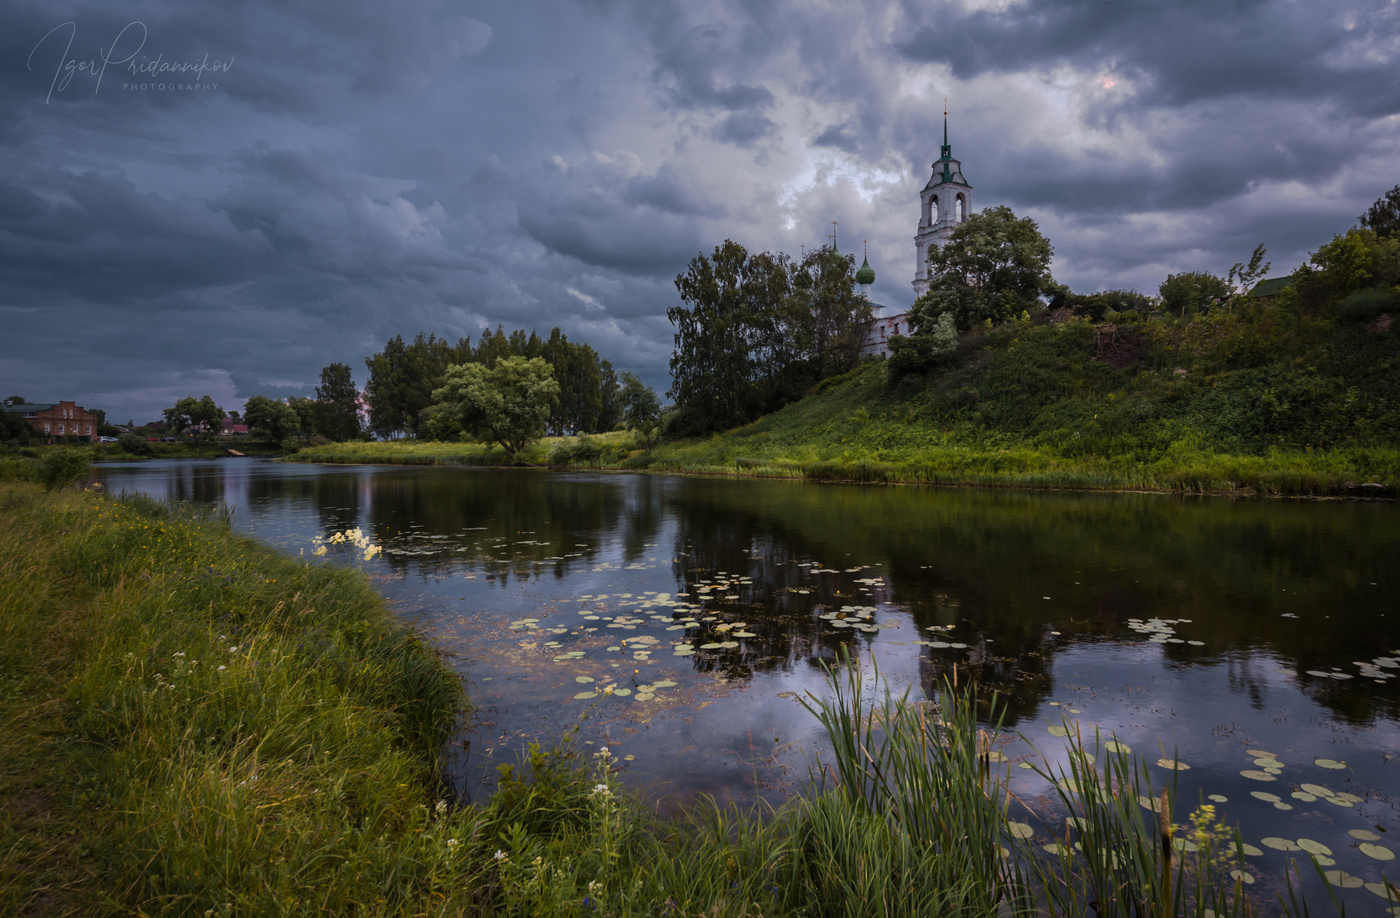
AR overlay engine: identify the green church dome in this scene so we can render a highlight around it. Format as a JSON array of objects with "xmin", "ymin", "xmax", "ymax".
[{"xmin": 855, "ymin": 257, "xmax": 876, "ymax": 286}]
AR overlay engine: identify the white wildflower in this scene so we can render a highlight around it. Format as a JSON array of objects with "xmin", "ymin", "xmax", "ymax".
[{"xmin": 493, "ymin": 849, "xmax": 508, "ymax": 861}]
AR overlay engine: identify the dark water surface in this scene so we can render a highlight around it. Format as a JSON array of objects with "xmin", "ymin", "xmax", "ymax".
[{"xmin": 97, "ymin": 459, "xmax": 1400, "ymax": 906}]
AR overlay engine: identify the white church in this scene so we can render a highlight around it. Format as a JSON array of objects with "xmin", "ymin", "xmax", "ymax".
[{"xmin": 857, "ymin": 114, "xmax": 973, "ymax": 358}]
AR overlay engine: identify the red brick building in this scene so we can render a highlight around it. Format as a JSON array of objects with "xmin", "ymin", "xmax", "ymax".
[{"xmin": 1, "ymin": 400, "xmax": 99, "ymax": 442}]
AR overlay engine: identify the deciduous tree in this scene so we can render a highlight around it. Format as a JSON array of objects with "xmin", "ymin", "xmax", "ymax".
[
  {"xmin": 243, "ymin": 395, "xmax": 300, "ymax": 444},
  {"xmin": 911, "ymin": 206, "xmax": 1056, "ymax": 333},
  {"xmin": 431, "ymin": 356, "xmax": 560, "ymax": 458}
]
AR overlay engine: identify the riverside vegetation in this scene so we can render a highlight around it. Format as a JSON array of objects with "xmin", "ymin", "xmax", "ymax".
[
  {"xmin": 1, "ymin": 461, "xmax": 1381, "ymax": 915},
  {"xmin": 295, "ymin": 297, "xmax": 1400, "ymax": 495}
]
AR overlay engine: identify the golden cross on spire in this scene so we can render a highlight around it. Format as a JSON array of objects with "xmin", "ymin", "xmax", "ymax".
[{"xmin": 831, "ymin": 220, "xmax": 838, "ymax": 250}]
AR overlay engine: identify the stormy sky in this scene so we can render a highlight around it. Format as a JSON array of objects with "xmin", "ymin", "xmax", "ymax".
[{"xmin": 2, "ymin": 0, "xmax": 1397, "ymax": 424}]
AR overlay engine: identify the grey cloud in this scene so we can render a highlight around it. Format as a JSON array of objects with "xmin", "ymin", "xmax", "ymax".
[{"xmin": 813, "ymin": 123, "xmax": 860, "ymax": 154}]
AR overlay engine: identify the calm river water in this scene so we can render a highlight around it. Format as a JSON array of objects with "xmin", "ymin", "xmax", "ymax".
[{"xmin": 97, "ymin": 459, "xmax": 1400, "ymax": 907}]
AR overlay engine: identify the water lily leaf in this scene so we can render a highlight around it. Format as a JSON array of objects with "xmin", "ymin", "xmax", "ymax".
[
  {"xmin": 1137, "ymin": 795, "xmax": 1162, "ymax": 813},
  {"xmin": 1301, "ymin": 783, "xmax": 1332, "ymax": 796},
  {"xmin": 1238, "ymin": 843, "xmax": 1263, "ymax": 856},
  {"xmin": 1361, "ymin": 843, "xmax": 1396, "ymax": 861},
  {"xmin": 575, "ymin": 676, "xmax": 595, "ymax": 683},
  {"xmin": 613, "ymin": 688, "xmax": 631, "ymax": 696},
  {"xmin": 1172, "ymin": 837, "xmax": 1199, "ymax": 852},
  {"xmin": 733, "ymin": 631, "xmax": 757, "ymax": 638},
  {"xmin": 1240, "ymin": 770, "xmax": 1276, "ymax": 781},
  {"xmin": 635, "ymin": 693, "xmax": 655, "ymax": 702},
  {"xmin": 1261, "ymin": 837, "xmax": 1302, "ymax": 851},
  {"xmin": 1157, "ymin": 758, "xmax": 1190, "ymax": 770},
  {"xmin": 573, "ymin": 691, "xmax": 598, "ymax": 700},
  {"xmin": 1104, "ymin": 741, "xmax": 1130, "ymax": 754},
  {"xmin": 718, "ymin": 641, "xmax": 739, "ymax": 649},
  {"xmin": 1253, "ymin": 757, "xmax": 1282, "ymax": 768},
  {"xmin": 699, "ymin": 643, "xmax": 722, "ymax": 650},
  {"xmin": 1250, "ymin": 791, "xmax": 1281, "ymax": 803},
  {"xmin": 1325, "ymin": 796, "xmax": 1354, "ymax": 807},
  {"xmin": 673, "ymin": 648, "xmax": 695, "ymax": 656},
  {"xmin": 652, "ymin": 680, "xmax": 677, "ymax": 688},
  {"xmin": 1350, "ymin": 829, "xmax": 1383, "ymax": 841},
  {"xmin": 1315, "ymin": 758, "xmax": 1347, "ymax": 769},
  {"xmin": 1274, "ymin": 802, "xmax": 1294, "ymax": 810},
  {"xmin": 1208, "ymin": 794, "xmax": 1228, "ymax": 803},
  {"xmin": 1047, "ymin": 725, "xmax": 1071, "ymax": 737},
  {"xmin": 1008, "ymin": 821, "xmax": 1034, "ymax": 839},
  {"xmin": 1292, "ymin": 792, "xmax": 1317, "ymax": 802},
  {"xmin": 1323, "ymin": 870, "xmax": 1364, "ymax": 889},
  {"xmin": 1297, "ymin": 838, "xmax": 1332, "ymax": 856},
  {"xmin": 1229, "ymin": 870, "xmax": 1254, "ymax": 885},
  {"xmin": 1043, "ymin": 843, "xmax": 1070, "ymax": 856},
  {"xmin": 1364, "ymin": 881, "xmax": 1400, "ymax": 899}
]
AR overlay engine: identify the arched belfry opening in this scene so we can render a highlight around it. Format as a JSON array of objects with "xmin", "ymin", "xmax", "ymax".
[{"xmin": 912, "ymin": 102, "xmax": 972, "ymax": 298}]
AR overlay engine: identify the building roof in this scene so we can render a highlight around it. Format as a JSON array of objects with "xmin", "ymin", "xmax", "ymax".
[
  {"xmin": 1, "ymin": 402, "xmax": 58, "ymax": 412},
  {"xmin": 856, "ymin": 256, "xmax": 876, "ymax": 285},
  {"xmin": 1249, "ymin": 275, "xmax": 1296, "ymax": 298}
]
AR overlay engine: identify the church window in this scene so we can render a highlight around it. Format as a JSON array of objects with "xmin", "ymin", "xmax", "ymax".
[
  {"xmin": 955, "ymin": 194, "xmax": 965, "ymax": 222},
  {"xmin": 929, "ymin": 196, "xmax": 939, "ymax": 223}
]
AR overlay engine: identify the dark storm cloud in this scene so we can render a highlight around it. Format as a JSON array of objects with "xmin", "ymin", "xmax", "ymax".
[
  {"xmin": 897, "ymin": 0, "xmax": 1399, "ymax": 115},
  {"xmin": 2, "ymin": 0, "xmax": 1398, "ymax": 422}
]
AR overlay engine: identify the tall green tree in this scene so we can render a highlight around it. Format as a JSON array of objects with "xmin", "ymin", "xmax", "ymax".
[
  {"xmin": 315, "ymin": 363, "xmax": 361, "ymax": 441},
  {"xmin": 163, "ymin": 395, "xmax": 223, "ymax": 440},
  {"xmin": 911, "ymin": 206, "xmax": 1056, "ymax": 333},
  {"xmin": 667, "ymin": 240, "xmax": 871, "ymax": 437},
  {"xmin": 243, "ymin": 395, "xmax": 300, "ymax": 444},
  {"xmin": 618, "ymin": 372, "xmax": 661, "ymax": 431},
  {"xmin": 1360, "ymin": 184, "xmax": 1400, "ymax": 239},
  {"xmin": 431, "ymin": 356, "xmax": 560, "ymax": 458},
  {"xmin": 364, "ymin": 333, "xmax": 470, "ymax": 439}
]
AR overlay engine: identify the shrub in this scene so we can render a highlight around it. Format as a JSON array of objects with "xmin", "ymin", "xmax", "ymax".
[
  {"xmin": 118, "ymin": 432, "xmax": 153, "ymax": 456},
  {"xmin": 35, "ymin": 447, "xmax": 92, "ymax": 490}
]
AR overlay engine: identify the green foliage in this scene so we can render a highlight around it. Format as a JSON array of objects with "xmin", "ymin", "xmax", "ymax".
[
  {"xmin": 0, "ymin": 408, "xmax": 32, "ymax": 442},
  {"xmin": 1160, "ymin": 272, "xmax": 1231, "ymax": 318},
  {"xmin": 162, "ymin": 394, "xmax": 223, "ymax": 439},
  {"xmin": 35, "ymin": 447, "xmax": 92, "ymax": 490},
  {"xmin": 667, "ymin": 240, "xmax": 873, "ymax": 437},
  {"xmin": 117, "ymin": 432, "xmax": 153, "ymax": 455},
  {"xmin": 242, "ymin": 394, "xmax": 300, "ymax": 444},
  {"xmin": 0, "ymin": 482, "xmax": 466, "ymax": 915},
  {"xmin": 618, "ymin": 371, "xmax": 661, "ymax": 431},
  {"xmin": 313, "ymin": 362, "xmax": 362, "ymax": 441},
  {"xmin": 432, "ymin": 356, "xmax": 561, "ymax": 458},
  {"xmin": 1360, "ymin": 183, "xmax": 1400, "ymax": 238},
  {"xmin": 913, "ymin": 205, "xmax": 1056, "ymax": 333},
  {"xmin": 1340, "ymin": 286, "xmax": 1400, "ymax": 322}
]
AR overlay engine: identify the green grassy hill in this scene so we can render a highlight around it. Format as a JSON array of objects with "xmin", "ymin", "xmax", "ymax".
[{"xmin": 639, "ymin": 304, "xmax": 1400, "ymax": 494}]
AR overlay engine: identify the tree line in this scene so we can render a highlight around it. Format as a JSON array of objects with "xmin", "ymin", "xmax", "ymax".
[{"xmin": 363, "ymin": 326, "xmax": 655, "ymax": 441}]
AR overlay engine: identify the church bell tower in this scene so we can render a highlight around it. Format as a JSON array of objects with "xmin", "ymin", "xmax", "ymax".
[{"xmin": 912, "ymin": 106, "xmax": 972, "ymax": 298}]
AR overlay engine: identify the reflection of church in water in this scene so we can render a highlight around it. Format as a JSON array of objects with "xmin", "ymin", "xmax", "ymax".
[{"xmin": 857, "ymin": 113, "xmax": 973, "ymax": 357}]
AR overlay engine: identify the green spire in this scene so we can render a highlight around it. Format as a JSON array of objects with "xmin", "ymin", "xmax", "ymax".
[{"xmin": 856, "ymin": 256, "xmax": 876, "ymax": 286}]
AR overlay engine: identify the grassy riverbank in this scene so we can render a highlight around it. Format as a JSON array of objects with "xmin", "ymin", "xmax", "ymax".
[
  {"xmin": 0, "ymin": 478, "xmax": 1362, "ymax": 915},
  {"xmin": 294, "ymin": 306, "xmax": 1400, "ymax": 496}
]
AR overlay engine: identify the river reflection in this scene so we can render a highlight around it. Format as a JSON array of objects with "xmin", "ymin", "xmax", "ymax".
[{"xmin": 98, "ymin": 459, "xmax": 1400, "ymax": 907}]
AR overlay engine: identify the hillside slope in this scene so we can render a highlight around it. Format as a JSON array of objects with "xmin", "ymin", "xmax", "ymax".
[{"xmin": 641, "ymin": 306, "xmax": 1400, "ymax": 494}]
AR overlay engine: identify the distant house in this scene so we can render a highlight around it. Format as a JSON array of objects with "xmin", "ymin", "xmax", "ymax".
[
  {"xmin": 1249, "ymin": 276, "xmax": 1297, "ymax": 300},
  {"xmin": 0, "ymin": 400, "xmax": 99, "ymax": 442},
  {"xmin": 221, "ymin": 417, "xmax": 250, "ymax": 437}
]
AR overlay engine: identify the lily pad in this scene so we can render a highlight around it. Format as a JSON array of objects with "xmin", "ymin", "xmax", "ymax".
[
  {"xmin": 1157, "ymin": 758, "xmax": 1190, "ymax": 770},
  {"xmin": 1008, "ymin": 821, "xmax": 1035, "ymax": 839},
  {"xmin": 1229, "ymin": 870, "xmax": 1254, "ymax": 885},
  {"xmin": 573, "ymin": 691, "xmax": 598, "ymax": 700},
  {"xmin": 1261, "ymin": 837, "xmax": 1302, "ymax": 851},
  {"xmin": 1250, "ymin": 791, "xmax": 1281, "ymax": 803},
  {"xmin": 1208, "ymin": 794, "xmax": 1228, "ymax": 803},
  {"xmin": 699, "ymin": 643, "xmax": 722, "ymax": 650},
  {"xmin": 1104, "ymin": 740, "xmax": 1131, "ymax": 754},
  {"xmin": 1240, "ymin": 770, "xmax": 1276, "ymax": 781},
  {"xmin": 1292, "ymin": 792, "xmax": 1317, "ymax": 802},
  {"xmin": 1364, "ymin": 881, "xmax": 1400, "ymax": 900},
  {"xmin": 612, "ymin": 687, "xmax": 631, "ymax": 696},
  {"xmin": 1047, "ymin": 725, "xmax": 1071, "ymax": 738},
  {"xmin": 575, "ymin": 676, "xmax": 595, "ymax": 683},
  {"xmin": 1361, "ymin": 843, "xmax": 1396, "ymax": 861},
  {"xmin": 1324, "ymin": 870, "xmax": 1365, "ymax": 889},
  {"xmin": 1297, "ymin": 838, "xmax": 1332, "ymax": 856},
  {"xmin": 1350, "ymin": 829, "xmax": 1383, "ymax": 841},
  {"xmin": 1238, "ymin": 843, "xmax": 1263, "ymax": 857},
  {"xmin": 1301, "ymin": 783, "xmax": 1332, "ymax": 797},
  {"xmin": 1315, "ymin": 758, "xmax": 1347, "ymax": 770}
]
